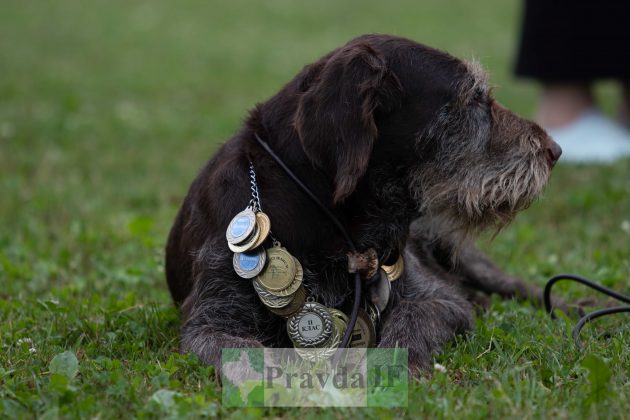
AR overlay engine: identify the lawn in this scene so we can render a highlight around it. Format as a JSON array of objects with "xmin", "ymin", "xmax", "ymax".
[{"xmin": 1, "ymin": 0, "xmax": 629, "ymax": 418}]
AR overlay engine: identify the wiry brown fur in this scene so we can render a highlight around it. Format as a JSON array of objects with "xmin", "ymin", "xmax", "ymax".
[{"xmin": 165, "ymin": 34, "xmax": 562, "ymax": 376}]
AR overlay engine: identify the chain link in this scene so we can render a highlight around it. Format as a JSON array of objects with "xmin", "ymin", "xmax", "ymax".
[
  {"xmin": 249, "ymin": 161, "xmax": 278, "ymax": 244},
  {"xmin": 248, "ymin": 161, "xmax": 262, "ymax": 212}
]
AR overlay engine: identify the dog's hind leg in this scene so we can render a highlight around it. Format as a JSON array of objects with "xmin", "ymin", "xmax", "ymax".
[{"xmin": 378, "ymin": 251, "xmax": 474, "ymax": 375}]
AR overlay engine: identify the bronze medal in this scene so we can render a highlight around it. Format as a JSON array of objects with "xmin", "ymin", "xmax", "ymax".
[
  {"xmin": 256, "ymin": 247, "xmax": 296, "ymax": 292},
  {"xmin": 267, "ymin": 257, "xmax": 303, "ymax": 297},
  {"xmin": 349, "ymin": 308, "xmax": 376, "ymax": 348},
  {"xmin": 249, "ymin": 211, "xmax": 271, "ymax": 249},
  {"xmin": 226, "ymin": 207, "xmax": 256, "ymax": 245},
  {"xmin": 268, "ymin": 286, "xmax": 306, "ymax": 317},
  {"xmin": 369, "ymin": 268, "xmax": 391, "ymax": 313},
  {"xmin": 287, "ymin": 301, "xmax": 334, "ymax": 348},
  {"xmin": 252, "ymin": 278, "xmax": 294, "ymax": 308},
  {"xmin": 233, "ymin": 248, "xmax": 266, "ymax": 279},
  {"xmin": 381, "ymin": 255, "xmax": 404, "ymax": 282}
]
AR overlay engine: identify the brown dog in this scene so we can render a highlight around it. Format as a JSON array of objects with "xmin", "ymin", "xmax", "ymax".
[{"xmin": 165, "ymin": 34, "xmax": 561, "ymax": 374}]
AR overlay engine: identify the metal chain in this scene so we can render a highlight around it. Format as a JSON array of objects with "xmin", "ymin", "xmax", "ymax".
[
  {"xmin": 248, "ymin": 161, "xmax": 278, "ymax": 244},
  {"xmin": 248, "ymin": 161, "xmax": 262, "ymax": 212}
]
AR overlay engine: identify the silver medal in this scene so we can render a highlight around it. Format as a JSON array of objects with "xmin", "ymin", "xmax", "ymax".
[
  {"xmin": 226, "ymin": 207, "xmax": 256, "ymax": 245},
  {"xmin": 287, "ymin": 301, "xmax": 333, "ymax": 348},
  {"xmin": 233, "ymin": 248, "xmax": 266, "ymax": 279}
]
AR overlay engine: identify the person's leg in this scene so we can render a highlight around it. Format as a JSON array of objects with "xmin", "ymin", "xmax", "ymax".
[
  {"xmin": 535, "ymin": 82, "xmax": 630, "ymax": 163},
  {"xmin": 535, "ymin": 82, "xmax": 594, "ymax": 129}
]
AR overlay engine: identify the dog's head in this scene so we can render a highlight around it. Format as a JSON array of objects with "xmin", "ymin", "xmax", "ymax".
[{"xmin": 293, "ymin": 34, "xmax": 560, "ymax": 233}]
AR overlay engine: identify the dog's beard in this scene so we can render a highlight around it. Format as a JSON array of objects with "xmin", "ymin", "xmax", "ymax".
[{"xmin": 408, "ymin": 138, "xmax": 550, "ymax": 237}]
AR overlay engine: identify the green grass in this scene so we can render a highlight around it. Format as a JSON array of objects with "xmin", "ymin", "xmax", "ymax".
[{"xmin": 1, "ymin": 0, "xmax": 629, "ymax": 418}]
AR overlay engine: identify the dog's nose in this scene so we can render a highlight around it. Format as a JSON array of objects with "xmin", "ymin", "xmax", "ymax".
[{"xmin": 545, "ymin": 140, "xmax": 562, "ymax": 167}]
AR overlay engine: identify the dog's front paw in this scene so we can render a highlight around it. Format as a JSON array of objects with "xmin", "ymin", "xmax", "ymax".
[
  {"xmin": 181, "ymin": 329, "xmax": 264, "ymax": 373},
  {"xmin": 377, "ymin": 297, "xmax": 473, "ymax": 378}
]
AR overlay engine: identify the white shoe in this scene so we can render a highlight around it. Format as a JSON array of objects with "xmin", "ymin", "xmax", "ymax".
[{"xmin": 546, "ymin": 111, "xmax": 630, "ymax": 164}]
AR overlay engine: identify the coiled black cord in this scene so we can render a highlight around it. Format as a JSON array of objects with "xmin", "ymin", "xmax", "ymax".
[
  {"xmin": 544, "ymin": 273, "xmax": 630, "ymax": 347},
  {"xmin": 253, "ymin": 133, "xmax": 362, "ymax": 351}
]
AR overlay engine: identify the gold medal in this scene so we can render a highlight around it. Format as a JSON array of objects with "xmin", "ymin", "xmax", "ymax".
[
  {"xmin": 233, "ymin": 248, "xmax": 267, "ymax": 279},
  {"xmin": 226, "ymin": 207, "xmax": 257, "ymax": 245},
  {"xmin": 252, "ymin": 278, "xmax": 294, "ymax": 308},
  {"xmin": 329, "ymin": 308, "xmax": 349, "ymax": 348},
  {"xmin": 381, "ymin": 255, "xmax": 404, "ymax": 282},
  {"xmin": 248, "ymin": 211, "xmax": 271, "ymax": 249},
  {"xmin": 268, "ymin": 286, "xmax": 306, "ymax": 317},
  {"xmin": 332, "ymin": 316, "xmax": 348, "ymax": 343},
  {"xmin": 256, "ymin": 246, "xmax": 296, "ymax": 292},
  {"xmin": 329, "ymin": 308, "xmax": 349, "ymax": 325},
  {"xmin": 349, "ymin": 308, "xmax": 376, "ymax": 348},
  {"xmin": 267, "ymin": 257, "xmax": 303, "ymax": 297}
]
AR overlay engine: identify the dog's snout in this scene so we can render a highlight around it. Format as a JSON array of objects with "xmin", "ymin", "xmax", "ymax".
[{"xmin": 545, "ymin": 140, "xmax": 562, "ymax": 167}]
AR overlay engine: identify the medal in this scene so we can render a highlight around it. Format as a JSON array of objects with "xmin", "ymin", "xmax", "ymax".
[
  {"xmin": 267, "ymin": 286, "xmax": 306, "ymax": 317},
  {"xmin": 349, "ymin": 308, "xmax": 376, "ymax": 348},
  {"xmin": 294, "ymin": 344, "xmax": 337, "ymax": 362},
  {"xmin": 230, "ymin": 162, "xmax": 382, "ymax": 353},
  {"xmin": 252, "ymin": 278, "xmax": 294, "ymax": 308},
  {"xmin": 226, "ymin": 207, "xmax": 256, "ymax": 245},
  {"xmin": 287, "ymin": 301, "xmax": 334, "ymax": 348},
  {"xmin": 256, "ymin": 246, "xmax": 296, "ymax": 292},
  {"xmin": 233, "ymin": 248, "xmax": 266, "ymax": 279},
  {"xmin": 228, "ymin": 224, "xmax": 261, "ymax": 253},
  {"xmin": 249, "ymin": 211, "xmax": 271, "ymax": 249},
  {"xmin": 329, "ymin": 308, "xmax": 349, "ymax": 325},
  {"xmin": 330, "ymin": 318, "xmax": 345, "ymax": 347},
  {"xmin": 267, "ymin": 257, "xmax": 303, "ymax": 297},
  {"xmin": 369, "ymin": 268, "xmax": 391, "ymax": 313},
  {"xmin": 381, "ymin": 254, "xmax": 404, "ymax": 282},
  {"xmin": 294, "ymin": 311, "xmax": 345, "ymax": 361},
  {"xmin": 331, "ymin": 316, "xmax": 347, "ymax": 345}
]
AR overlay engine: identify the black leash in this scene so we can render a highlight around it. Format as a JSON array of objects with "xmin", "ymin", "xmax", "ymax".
[
  {"xmin": 253, "ymin": 133, "xmax": 362, "ymax": 350},
  {"xmin": 544, "ymin": 273, "xmax": 630, "ymax": 347}
]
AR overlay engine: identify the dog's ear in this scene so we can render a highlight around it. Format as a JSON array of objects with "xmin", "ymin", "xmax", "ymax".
[{"xmin": 295, "ymin": 42, "xmax": 401, "ymax": 204}]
